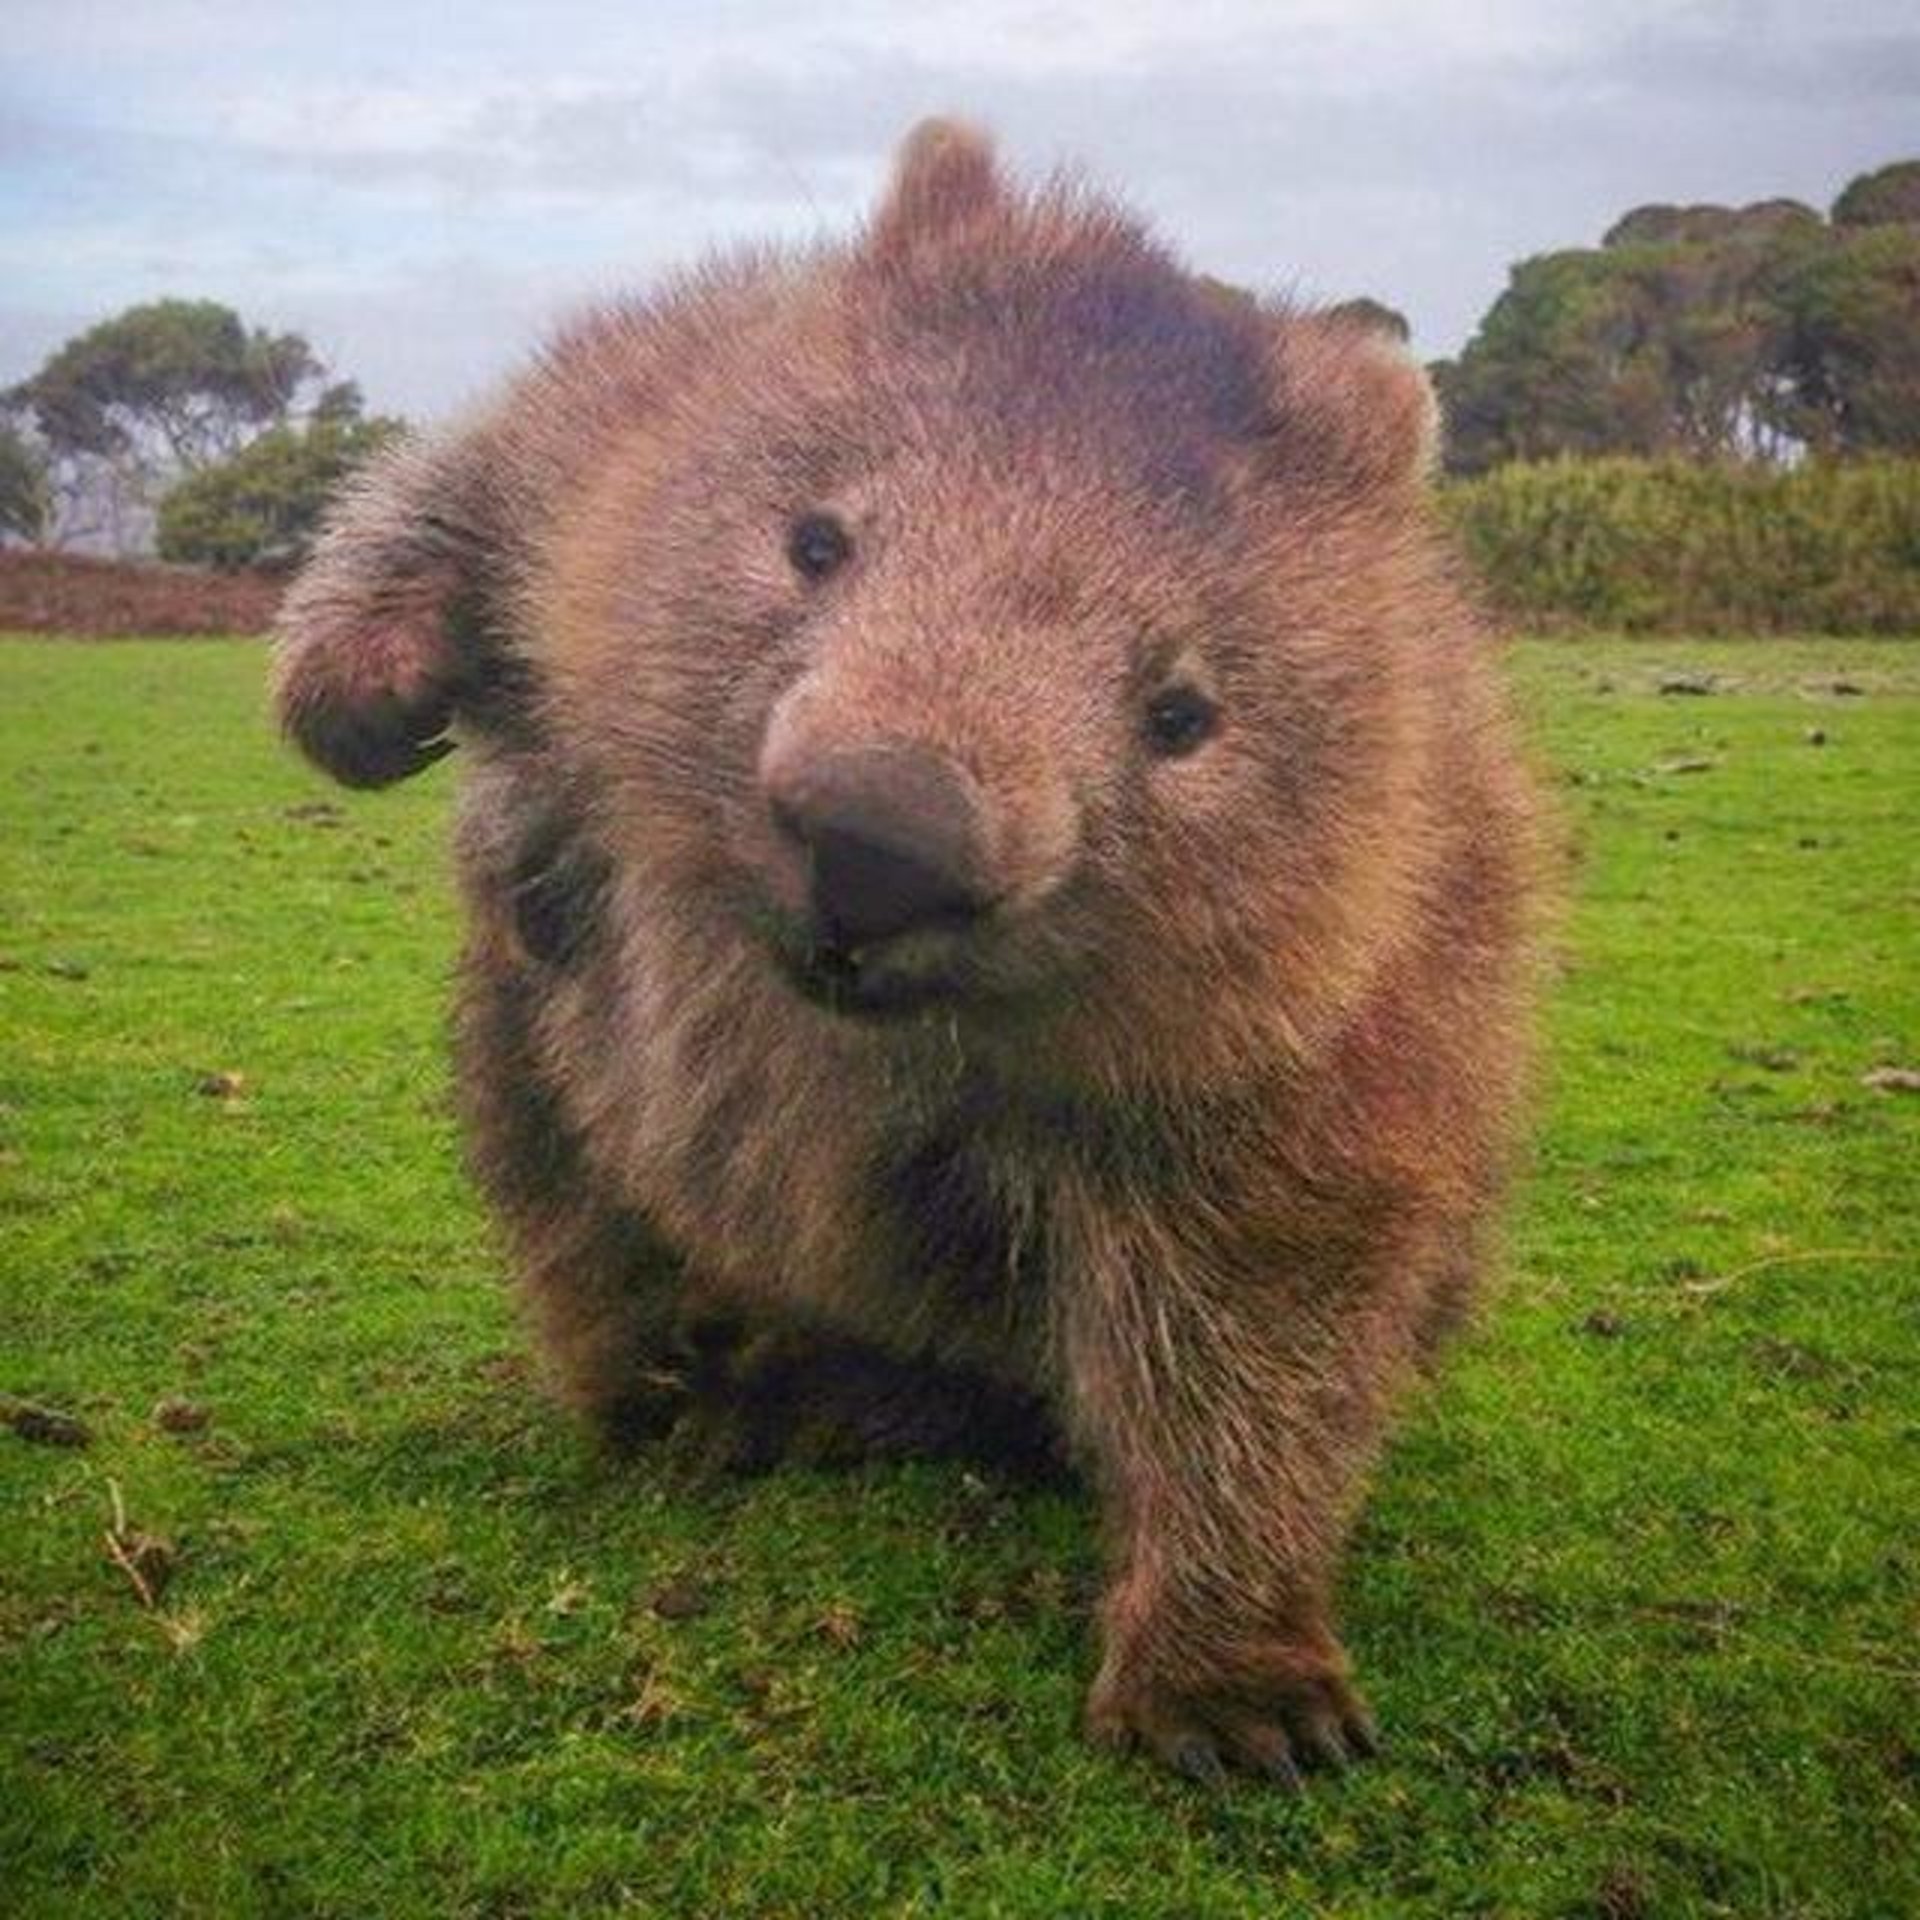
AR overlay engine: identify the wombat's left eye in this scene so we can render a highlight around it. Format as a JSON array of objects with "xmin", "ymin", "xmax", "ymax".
[
  {"xmin": 1144, "ymin": 684, "xmax": 1218, "ymax": 757},
  {"xmin": 788, "ymin": 512, "xmax": 852, "ymax": 582}
]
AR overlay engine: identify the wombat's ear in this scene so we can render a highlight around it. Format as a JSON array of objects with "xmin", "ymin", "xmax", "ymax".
[
  {"xmin": 1260, "ymin": 312, "xmax": 1441, "ymax": 501},
  {"xmin": 273, "ymin": 431, "xmax": 496, "ymax": 789},
  {"xmin": 870, "ymin": 118, "xmax": 1003, "ymax": 259}
]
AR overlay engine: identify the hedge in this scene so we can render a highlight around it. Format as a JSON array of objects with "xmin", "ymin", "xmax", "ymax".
[{"xmin": 1441, "ymin": 456, "xmax": 1920, "ymax": 633}]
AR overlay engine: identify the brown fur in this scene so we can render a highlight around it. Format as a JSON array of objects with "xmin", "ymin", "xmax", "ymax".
[{"xmin": 274, "ymin": 121, "xmax": 1542, "ymax": 1786}]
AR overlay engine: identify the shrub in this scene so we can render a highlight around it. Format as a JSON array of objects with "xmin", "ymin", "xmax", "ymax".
[
  {"xmin": 156, "ymin": 413, "xmax": 401, "ymax": 570},
  {"xmin": 1442, "ymin": 456, "xmax": 1920, "ymax": 633},
  {"xmin": 0, "ymin": 550, "xmax": 282, "ymax": 635}
]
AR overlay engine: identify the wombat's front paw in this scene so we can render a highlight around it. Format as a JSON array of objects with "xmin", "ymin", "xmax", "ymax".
[
  {"xmin": 1086, "ymin": 1645, "xmax": 1379, "ymax": 1790},
  {"xmin": 275, "ymin": 613, "xmax": 460, "ymax": 788}
]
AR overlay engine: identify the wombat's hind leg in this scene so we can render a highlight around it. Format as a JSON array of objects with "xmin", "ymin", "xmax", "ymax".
[{"xmin": 681, "ymin": 1318, "xmax": 1066, "ymax": 1480}]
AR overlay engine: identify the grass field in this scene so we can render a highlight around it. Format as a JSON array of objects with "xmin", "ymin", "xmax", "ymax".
[{"xmin": 2, "ymin": 636, "xmax": 1916, "ymax": 1918}]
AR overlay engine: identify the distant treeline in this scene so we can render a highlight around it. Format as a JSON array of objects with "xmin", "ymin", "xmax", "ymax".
[
  {"xmin": 2, "ymin": 154, "xmax": 1915, "ymax": 624},
  {"xmin": 1442, "ymin": 457, "xmax": 1920, "ymax": 634},
  {"xmin": 0, "ymin": 300, "xmax": 401, "ymax": 566},
  {"xmin": 1430, "ymin": 159, "xmax": 1919, "ymax": 474},
  {"xmin": 7, "ymin": 459, "xmax": 1913, "ymax": 638}
]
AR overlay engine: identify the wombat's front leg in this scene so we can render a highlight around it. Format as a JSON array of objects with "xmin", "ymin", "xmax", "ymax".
[
  {"xmin": 456, "ymin": 948, "xmax": 694, "ymax": 1449},
  {"xmin": 512, "ymin": 1202, "xmax": 699, "ymax": 1451},
  {"xmin": 1053, "ymin": 1197, "xmax": 1399, "ymax": 1787}
]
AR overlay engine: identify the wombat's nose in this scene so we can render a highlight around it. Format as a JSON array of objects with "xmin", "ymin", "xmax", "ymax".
[{"xmin": 768, "ymin": 746, "xmax": 991, "ymax": 947}]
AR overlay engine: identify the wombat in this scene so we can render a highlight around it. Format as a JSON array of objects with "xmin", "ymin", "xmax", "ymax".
[{"xmin": 275, "ymin": 119, "xmax": 1540, "ymax": 1787}]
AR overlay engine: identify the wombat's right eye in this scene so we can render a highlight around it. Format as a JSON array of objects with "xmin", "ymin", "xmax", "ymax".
[
  {"xmin": 1144, "ymin": 684, "xmax": 1218, "ymax": 758},
  {"xmin": 788, "ymin": 512, "xmax": 852, "ymax": 582}
]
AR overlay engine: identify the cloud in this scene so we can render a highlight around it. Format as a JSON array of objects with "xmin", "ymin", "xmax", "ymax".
[{"xmin": 1, "ymin": 2, "xmax": 1915, "ymax": 414}]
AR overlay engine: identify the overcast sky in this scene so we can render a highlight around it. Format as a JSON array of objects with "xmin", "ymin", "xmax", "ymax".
[{"xmin": 4, "ymin": 0, "xmax": 1916, "ymax": 421}]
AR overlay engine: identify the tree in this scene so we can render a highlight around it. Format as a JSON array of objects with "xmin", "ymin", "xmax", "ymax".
[
  {"xmin": 1602, "ymin": 200, "xmax": 1820, "ymax": 250},
  {"xmin": 11, "ymin": 299, "xmax": 321, "ymax": 470},
  {"xmin": 1433, "ymin": 249, "xmax": 1677, "ymax": 471},
  {"xmin": 1832, "ymin": 161, "xmax": 1920, "ymax": 230},
  {"xmin": 1437, "ymin": 160, "xmax": 1919, "ymax": 472},
  {"xmin": 1770, "ymin": 223, "xmax": 1920, "ymax": 455},
  {"xmin": 7, "ymin": 300, "xmax": 328, "ymax": 552},
  {"xmin": 156, "ymin": 404, "xmax": 404, "ymax": 570},
  {"xmin": 0, "ymin": 417, "xmax": 51, "ymax": 544},
  {"xmin": 1442, "ymin": 222, "xmax": 1804, "ymax": 469}
]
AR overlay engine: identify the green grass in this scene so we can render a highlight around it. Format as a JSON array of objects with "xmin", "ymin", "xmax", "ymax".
[{"xmin": 2, "ymin": 636, "xmax": 1916, "ymax": 1919}]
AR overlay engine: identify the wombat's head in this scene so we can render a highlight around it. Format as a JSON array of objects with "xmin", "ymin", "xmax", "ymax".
[{"xmin": 278, "ymin": 121, "xmax": 1448, "ymax": 1066}]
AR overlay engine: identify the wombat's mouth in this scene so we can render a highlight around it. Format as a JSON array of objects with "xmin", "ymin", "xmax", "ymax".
[{"xmin": 780, "ymin": 934, "xmax": 970, "ymax": 1020}]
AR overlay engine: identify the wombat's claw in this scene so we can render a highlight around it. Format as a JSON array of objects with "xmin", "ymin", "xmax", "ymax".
[
  {"xmin": 1089, "ymin": 1669, "xmax": 1378, "ymax": 1790},
  {"xmin": 1166, "ymin": 1734, "xmax": 1229, "ymax": 1788},
  {"xmin": 1263, "ymin": 1673, "xmax": 1380, "ymax": 1778}
]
